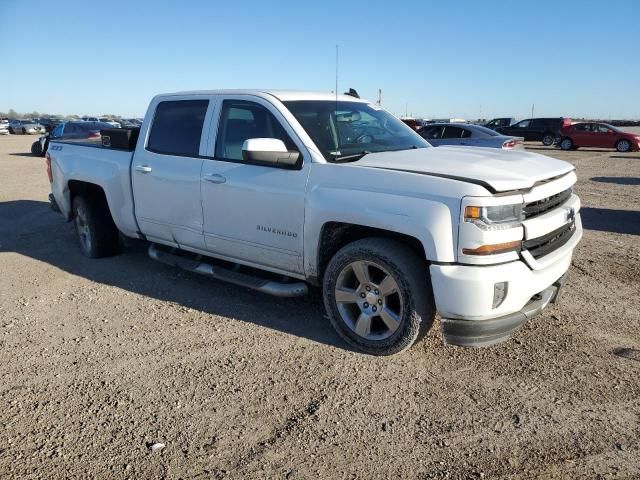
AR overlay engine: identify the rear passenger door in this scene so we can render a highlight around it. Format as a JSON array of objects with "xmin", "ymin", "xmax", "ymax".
[
  {"xmin": 200, "ymin": 96, "xmax": 309, "ymax": 274},
  {"xmin": 132, "ymin": 96, "xmax": 216, "ymax": 250}
]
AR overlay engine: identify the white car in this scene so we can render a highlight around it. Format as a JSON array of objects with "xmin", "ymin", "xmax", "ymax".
[
  {"xmin": 9, "ymin": 119, "xmax": 45, "ymax": 135},
  {"xmin": 0, "ymin": 119, "xmax": 9, "ymax": 135},
  {"xmin": 98, "ymin": 117, "xmax": 122, "ymax": 128},
  {"xmin": 46, "ymin": 90, "xmax": 582, "ymax": 355}
]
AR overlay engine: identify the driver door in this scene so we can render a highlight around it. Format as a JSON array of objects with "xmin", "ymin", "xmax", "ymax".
[
  {"xmin": 592, "ymin": 124, "xmax": 616, "ymax": 148},
  {"xmin": 200, "ymin": 97, "xmax": 309, "ymax": 274}
]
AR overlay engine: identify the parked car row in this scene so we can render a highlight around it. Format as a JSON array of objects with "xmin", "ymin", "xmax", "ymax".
[
  {"xmin": 481, "ymin": 116, "xmax": 639, "ymax": 152},
  {"xmin": 31, "ymin": 121, "xmax": 113, "ymax": 156},
  {"xmin": 80, "ymin": 116, "xmax": 143, "ymax": 128},
  {"xmin": 8, "ymin": 119, "xmax": 46, "ymax": 135},
  {"xmin": 418, "ymin": 123, "xmax": 523, "ymax": 150}
]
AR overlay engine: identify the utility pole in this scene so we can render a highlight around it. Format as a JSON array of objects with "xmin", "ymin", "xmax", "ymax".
[
  {"xmin": 335, "ymin": 45, "xmax": 338, "ymax": 97},
  {"xmin": 531, "ymin": 103, "xmax": 535, "ymax": 118},
  {"xmin": 377, "ymin": 89, "xmax": 382, "ymax": 105}
]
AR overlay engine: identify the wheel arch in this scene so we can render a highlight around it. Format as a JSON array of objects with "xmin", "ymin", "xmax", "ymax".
[
  {"xmin": 67, "ymin": 180, "xmax": 113, "ymax": 222},
  {"xmin": 313, "ymin": 222, "xmax": 428, "ymax": 286}
]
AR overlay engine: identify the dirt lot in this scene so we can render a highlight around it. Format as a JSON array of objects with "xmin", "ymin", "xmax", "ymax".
[{"xmin": 0, "ymin": 133, "xmax": 639, "ymax": 479}]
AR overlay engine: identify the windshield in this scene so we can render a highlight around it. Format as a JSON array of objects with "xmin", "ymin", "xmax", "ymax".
[{"xmin": 283, "ymin": 100, "xmax": 430, "ymax": 161}]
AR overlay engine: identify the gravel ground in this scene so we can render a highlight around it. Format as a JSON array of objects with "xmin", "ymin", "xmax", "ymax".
[{"xmin": 0, "ymin": 134, "xmax": 639, "ymax": 479}]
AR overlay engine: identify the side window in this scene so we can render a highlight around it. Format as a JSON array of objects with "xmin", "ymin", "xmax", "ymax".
[
  {"xmin": 419, "ymin": 126, "xmax": 442, "ymax": 139},
  {"xmin": 441, "ymin": 126, "xmax": 464, "ymax": 139},
  {"xmin": 461, "ymin": 128, "xmax": 472, "ymax": 138},
  {"xmin": 52, "ymin": 124, "xmax": 63, "ymax": 137},
  {"xmin": 515, "ymin": 120, "xmax": 530, "ymax": 128},
  {"xmin": 147, "ymin": 100, "xmax": 209, "ymax": 156},
  {"xmin": 574, "ymin": 124, "xmax": 590, "ymax": 131},
  {"xmin": 593, "ymin": 124, "xmax": 610, "ymax": 133},
  {"xmin": 65, "ymin": 124, "xmax": 77, "ymax": 135},
  {"xmin": 215, "ymin": 100, "xmax": 296, "ymax": 161}
]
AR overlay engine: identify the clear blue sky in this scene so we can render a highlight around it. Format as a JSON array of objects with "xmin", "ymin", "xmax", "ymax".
[{"xmin": 1, "ymin": 0, "xmax": 639, "ymax": 119}]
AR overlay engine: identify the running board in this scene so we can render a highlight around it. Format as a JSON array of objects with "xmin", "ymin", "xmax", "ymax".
[{"xmin": 148, "ymin": 244, "xmax": 308, "ymax": 297}]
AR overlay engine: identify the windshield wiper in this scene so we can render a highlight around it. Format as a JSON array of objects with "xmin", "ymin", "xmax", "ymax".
[
  {"xmin": 329, "ymin": 151, "xmax": 371, "ymax": 162},
  {"xmin": 386, "ymin": 144, "xmax": 424, "ymax": 152}
]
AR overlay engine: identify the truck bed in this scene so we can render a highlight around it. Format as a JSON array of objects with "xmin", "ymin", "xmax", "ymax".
[{"xmin": 48, "ymin": 138, "xmax": 140, "ymax": 238}]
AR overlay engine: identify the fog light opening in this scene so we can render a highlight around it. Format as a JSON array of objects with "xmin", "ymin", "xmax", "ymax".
[{"xmin": 493, "ymin": 282, "xmax": 508, "ymax": 309}]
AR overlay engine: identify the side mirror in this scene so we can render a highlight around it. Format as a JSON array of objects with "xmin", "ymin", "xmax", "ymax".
[{"xmin": 242, "ymin": 138, "xmax": 300, "ymax": 167}]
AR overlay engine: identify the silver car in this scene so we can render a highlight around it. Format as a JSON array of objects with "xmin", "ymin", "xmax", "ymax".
[
  {"xmin": 419, "ymin": 123, "xmax": 524, "ymax": 150},
  {"xmin": 9, "ymin": 119, "xmax": 45, "ymax": 135}
]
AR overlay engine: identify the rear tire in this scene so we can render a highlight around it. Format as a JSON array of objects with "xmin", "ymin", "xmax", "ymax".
[
  {"xmin": 323, "ymin": 238, "xmax": 435, "ymax": 355},
  {"xmin": 542, "ymin": 132, "xmax": 555, "ymax": 146},
  {"xmin": 560, "ymin": 137, "xmax": 573, "ymax": 151},
  {"xmin": 22, "ymin": 127, "xmax": 27, "ymax": 135},
  {"xmin": 616, "ymin": 139, "xmax": 631, "ymax": 153},
  {"xmin": 72, "ymin": 194, "xmax": 121, "ymax": 258},
  {"xmin": 31, "ymin": 141, "xmax": 42, "ymax": 156}
]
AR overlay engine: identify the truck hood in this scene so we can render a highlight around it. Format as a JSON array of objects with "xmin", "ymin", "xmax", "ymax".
[{"xmin": 354, "ymin": 146, "xmax": 574, "ymax": 192}]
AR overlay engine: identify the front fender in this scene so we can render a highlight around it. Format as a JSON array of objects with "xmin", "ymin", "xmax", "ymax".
[{"xmin": 304, "ymin": 185, "xmax": 457, "ymax": 277}]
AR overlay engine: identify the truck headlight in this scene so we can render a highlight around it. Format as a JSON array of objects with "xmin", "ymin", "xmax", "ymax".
[{"xmin": 464, "ymin": 203, "xmax": 523, "ymax": 230}]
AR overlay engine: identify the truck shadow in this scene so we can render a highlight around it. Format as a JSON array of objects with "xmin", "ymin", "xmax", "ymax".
[
  {"xmin": 591, "ymin": 176, "xmax": 640, "ymax": 186},
  {"xmin": 580, "ymin": 207, "xmax": 640, "ymax": 236},
  {"xmin": 0, "ymin": 199, "xmax": 353, "ymax": 352}
]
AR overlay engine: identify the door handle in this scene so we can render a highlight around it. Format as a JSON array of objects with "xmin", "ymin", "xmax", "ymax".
[
  {"xmin": 203, "ymin": 174, "xmax": 226, "ymax": 184},
  {"xmin": 135, "ymin": 165, "xmax": 152, "ymax": 173}
]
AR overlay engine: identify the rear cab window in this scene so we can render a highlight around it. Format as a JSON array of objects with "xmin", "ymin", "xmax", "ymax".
[{"xmin": 147, "ymin": 100, "xmax": 209, "ymax": 156}]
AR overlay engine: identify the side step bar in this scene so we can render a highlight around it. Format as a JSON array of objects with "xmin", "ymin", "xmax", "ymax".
[{"xmin": 148, "ymin": 244, "xmax": 308, "ymax": 298}]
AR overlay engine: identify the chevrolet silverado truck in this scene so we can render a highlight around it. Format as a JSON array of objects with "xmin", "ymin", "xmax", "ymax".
[{"xmin": 46, "ymin": 90, "xmax": 582, "ymax": 355}]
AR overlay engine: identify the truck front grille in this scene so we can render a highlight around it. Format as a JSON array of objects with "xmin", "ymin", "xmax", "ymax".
[
  {"xmin": 523, "ymin": 221, "xmax": 576, "ymax": 259},
  {"xmin": 523, "ymin": 188, "xmax": 572, "ymax": 219}
]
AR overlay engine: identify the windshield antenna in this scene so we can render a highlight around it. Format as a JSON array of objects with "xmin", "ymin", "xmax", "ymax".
[
  {"xmin": 335, "ymin": 44, "xmax": 338, "ymax": 106},
  {"xmin": 334, "ymin": 44, "xmax": 341, "ymax": 155}
]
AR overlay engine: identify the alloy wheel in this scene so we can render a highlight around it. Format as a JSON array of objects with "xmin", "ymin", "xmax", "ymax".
[
  {"xmin": 75, "ymin": 206, "xmax": 92, "ymax": 254},
  {"xmin": 617, "ymin": 140, "xmax": 631, "ymax": 152},
  {"xmin": 334, "ymin": 260, "xmax": 403, "ymax": 341}
]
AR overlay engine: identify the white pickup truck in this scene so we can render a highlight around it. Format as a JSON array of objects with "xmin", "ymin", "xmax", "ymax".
[{"xmin": 46, "ymin": 90, "xmax": 582, "ymax": 355}]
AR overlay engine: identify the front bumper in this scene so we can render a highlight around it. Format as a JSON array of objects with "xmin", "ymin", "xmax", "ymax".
[
  {"xmin": 440, "ymin": 273, "xmax": 566, "ymax": 347},
  {"xmin": 430, "ymin": 215, "xmax": 581, "ymax": 347}
]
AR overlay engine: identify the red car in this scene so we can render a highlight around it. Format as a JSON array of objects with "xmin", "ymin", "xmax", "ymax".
[{"xmin": 559, "ymin": 122, "xmax": 640, "ymax": 152}]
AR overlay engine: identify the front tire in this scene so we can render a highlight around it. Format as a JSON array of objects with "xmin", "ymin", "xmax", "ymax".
[
  {"xmin": 72, "ymin": 194, "xmax": 121, "ymax": 258},
  {"xmin": 542, "ymin": 133, "xmax": 555, "ymax": 146},
  {"xmin": 323, "ymin": 238, "xmax": 435, "ymax": 355},
  {"xmin": 560, "ymin": 137, "xmax": 573, "ymax": 151},
  {"xmin": 616, "ymin": 139, "xmax": 631, "ymax": 152}
]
